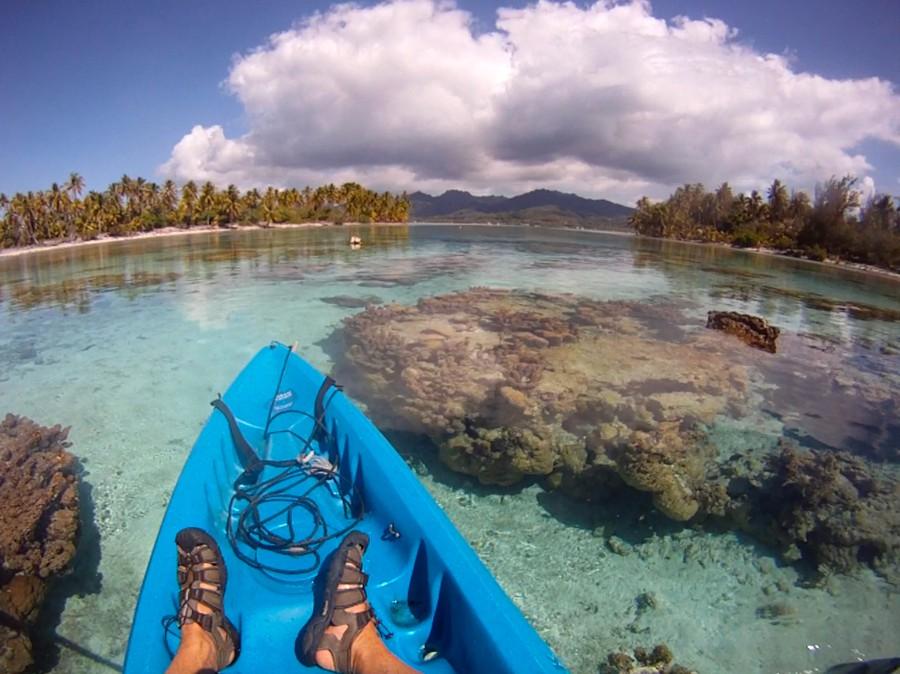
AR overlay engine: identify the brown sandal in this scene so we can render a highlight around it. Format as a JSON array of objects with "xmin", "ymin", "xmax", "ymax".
[
  {"xmin": 299, "ymin": 531, "xmax": 373, "ymax": 672},
  {"xmin": 175, "ymin": 527, "xmax": 241, "ymax": 670}
]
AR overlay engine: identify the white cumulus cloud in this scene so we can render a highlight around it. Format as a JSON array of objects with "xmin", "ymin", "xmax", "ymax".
[{"xmin": 160, "ymin": 0, "xmax": 900, "ymax": 203}]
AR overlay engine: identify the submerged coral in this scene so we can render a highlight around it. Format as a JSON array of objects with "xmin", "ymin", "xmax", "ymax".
[
  {"xmin": 713, "ymin": 442, "xmax": 900, "ymax": 580},
  {"xmin": 320, "ymin": 294, "xmax": 383, "ymax": 308},
  {"xmin": 331, "ymin": 288, "xmax": 900, "ymax": 578},
  {"xmin": 333, "ymin": 288, "xmax": 750, "ymax": 519},
  {"xmin": 706, "ymin": 311, "xmax": 780, "ymax": 353},
  {"xmin": 0, "ymin": 414, "xmax": 81, "ymax": 674},
  {"xmin": 600, "ymin": 644, "xmax": 695, "ymax": 673},
  {"xmin": 8, "ymin": 270, "xmax": 180, "ymax": 311}
]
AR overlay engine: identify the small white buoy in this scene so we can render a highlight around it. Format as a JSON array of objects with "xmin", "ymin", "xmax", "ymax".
[{"xmin": 348, "ymin": 235, "xmax": 362, "ymax": 247}]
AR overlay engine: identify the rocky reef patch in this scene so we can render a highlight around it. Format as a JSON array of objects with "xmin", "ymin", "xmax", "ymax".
[
  {"xmin": 706, "ymin": 311, "xmax": 780, "ymax": 353},
  {"xmin": 600, "ymin": 644, "xmax": 696, "ymax": 674},
  {"xmin": 320, "ymin": 294, "xmax": 383, "ymax": 309},
  {"xmin": 7, "ymin": 271, "xmax": 181, "ymax": 312},
  {"xmin": 0, "ymin": 414, "xmax": 81, "ymax": 674},
  {"xmin": 329, "ymin": 288, "xmax": 900, "ymax": 579}
]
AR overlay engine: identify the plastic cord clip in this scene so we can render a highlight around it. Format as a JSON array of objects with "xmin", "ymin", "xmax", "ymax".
[{"xmin": 381, "ymin": 522, "xmax": 401, "ymax": 541}]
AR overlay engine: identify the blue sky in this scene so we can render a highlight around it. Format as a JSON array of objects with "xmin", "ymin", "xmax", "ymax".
[{"xmin": 1, "ymin": 0, "xmax": 898, "ymax": 201}]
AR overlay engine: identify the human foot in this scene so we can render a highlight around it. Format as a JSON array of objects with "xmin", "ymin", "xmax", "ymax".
[
  {"xmin": 175, "ymin": 527, "xmax": 240, "ymax": 670},
  {"xmin": 299, "ymin": 531, "xmax": 374, "ymax": 672}
]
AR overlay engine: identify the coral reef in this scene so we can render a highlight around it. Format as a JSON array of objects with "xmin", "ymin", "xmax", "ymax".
[
  {"xmin": 331, "ymin": 288, "xmax": 900, "ymax": 579},
  {"xmin": 333, "ymin": 288, "xmax": 750, "ymax": 520},
  {"xmin": 8, "ymin": 271, "xmax": 180, "ymax": 311},
  {"xmin": 600, "ymin": 644, "xmax": 696, "ymax": 673},
  {"xmin": 0, "ymin": 414, "xmax": 81, "ymax": 674},
  {"xmin": 706, "ymin": 311, "xmax": 780, "ymax": 353},
  {"xmin": 713, "ymin": 441, "xmax": 900, "ymax": 581}
]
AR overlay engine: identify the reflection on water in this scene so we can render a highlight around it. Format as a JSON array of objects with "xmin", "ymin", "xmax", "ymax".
[{"xmin": 0, "ymin": 224, "xmax": 898, "ymax": 674}]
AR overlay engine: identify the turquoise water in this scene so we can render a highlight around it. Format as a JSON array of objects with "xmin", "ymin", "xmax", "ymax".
[{"xmin": 1, "ymin": 225, "xmax": 898, "ymax": 673}]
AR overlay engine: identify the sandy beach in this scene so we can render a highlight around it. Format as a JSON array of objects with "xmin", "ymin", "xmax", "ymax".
[{"xmin": 0, "ymin": 221, "xmax": 411, "ymax": 260}]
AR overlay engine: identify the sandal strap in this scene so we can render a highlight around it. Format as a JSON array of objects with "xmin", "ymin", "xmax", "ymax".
[
  {"xmin": 334, "ymin": 587, "xmax": 367, "ymax": 610},
  {"xmin": 339, "ymin": 568, "xmax": 367, "ymax": 585},
  {"xmin": 184, "ymin": 587, "xmax": 223, "ymax": 610},
  {"xmin": 190, "ymin": 546, "xmax": 219, "ymax": 564}
]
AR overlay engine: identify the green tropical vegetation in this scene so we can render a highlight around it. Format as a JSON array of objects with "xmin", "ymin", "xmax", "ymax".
[
  {"xmin": 0, "ymin": 174, "xmax": 410, "ymax": 249},
  {"xmin": 630, "ymin": 177, "xmax": 900, "ymax": 271}
]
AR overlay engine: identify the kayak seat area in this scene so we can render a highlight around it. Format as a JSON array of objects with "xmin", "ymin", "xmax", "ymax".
[{"xmin": 164, "ymin": 404, "xmax": 467, "ymax": 670}]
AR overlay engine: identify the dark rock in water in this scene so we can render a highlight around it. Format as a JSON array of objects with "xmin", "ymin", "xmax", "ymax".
[
  {"xmin": 0, "ymin": 414, "xmax": 81, "ymax": 674},
  {"xmin": 319, "ymin": 295, "xmax": 383, "ymax": 309},
  {"xmin": 706, "ymin": 311, "xmax": 780, "ymax": 353},
  {"xmin": 756, "ymin": 602, "xmax": 796, "ymax": 621},
  {"xmin": 635, "ymin": 591, "xmax": 658, "ymax": 612}
]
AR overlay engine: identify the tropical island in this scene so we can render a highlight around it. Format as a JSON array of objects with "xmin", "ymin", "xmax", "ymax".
[
  {"xmin": 0, "ymin": 175, "xmax": 411, "ymax": 250},
  {"xmin": 4, "ymin": 173, "xmax": 899, "ymax": 277},
  {"xmin": 630, "ymin": 176, "xmax": 900, "ymax": 272}
]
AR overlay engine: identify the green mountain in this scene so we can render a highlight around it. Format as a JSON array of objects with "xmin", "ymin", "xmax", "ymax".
[{"xmin": 409, "ymin": 188, "xmax": 633, "ymax": 229}]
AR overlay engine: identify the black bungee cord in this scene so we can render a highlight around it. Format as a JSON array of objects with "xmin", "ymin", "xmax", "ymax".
[{"xmin": 222, "ymin": 344, "xmax": 365, "ymax": 578}]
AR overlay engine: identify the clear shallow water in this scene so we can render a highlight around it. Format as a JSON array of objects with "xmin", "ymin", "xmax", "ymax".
[{"xmin": 1, "ymin": 225, "xmax": 898, "ymax": 674}]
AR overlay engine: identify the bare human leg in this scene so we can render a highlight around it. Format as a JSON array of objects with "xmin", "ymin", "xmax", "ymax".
[{"xmin": 165, "ymin": 623, "xmax": 218, "ymax": 674}]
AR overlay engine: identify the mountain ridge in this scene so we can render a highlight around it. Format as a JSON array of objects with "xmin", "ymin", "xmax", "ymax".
[{"xmin": 409, "ymin": 188, "xmax": 633, "ymax": 228}]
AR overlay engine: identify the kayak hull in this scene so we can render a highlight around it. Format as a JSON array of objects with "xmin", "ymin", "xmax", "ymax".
[{"xmin": 124, "ymin": 343, "xmax": 566, "ymax": 673}]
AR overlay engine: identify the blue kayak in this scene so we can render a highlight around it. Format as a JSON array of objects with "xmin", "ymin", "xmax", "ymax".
[{"xmin": 124, "ymin": 342, "xmax": 566, "ymax": 673}]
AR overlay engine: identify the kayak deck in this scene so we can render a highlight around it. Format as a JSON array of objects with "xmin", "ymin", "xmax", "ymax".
[{"xmin": 124, "ymin": 343, "xmax": 566, "ymax": 673}]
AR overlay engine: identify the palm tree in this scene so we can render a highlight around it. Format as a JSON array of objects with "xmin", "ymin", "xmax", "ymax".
[
  {"xmin": 61, "ymin": 173, "xmax": 85, "ymax": 239},
  {"xmin": 22, "ymin": 192, "xmax": 43, "ymax": 245},
  {"xmin": 66, "ymin": 172, "xmax": 85, "ymax": 200},
  {"xmin": 46, "ymin": 183, "xmax": 69, "ymax": 239},
  {"xmin": 198, "ymin": 181, "xmax": 217, "ymax": 226},
  {"xmin": 223, "ymin": 184, "xmax": 241, "ymax": 224},
  {"xmin": 179, "ymin": 180, "xmax": 198, "ymax": 227},
  {"xmin": 161, "ymin": 180, "xmax": 178, "ymax": 220},
  {"xmin": 133, "ymin": 176, "xmax": 148, "ymax": 216},
  {"xmin": 243, "ymin": 188, "xmax": 261, "ymax": 219},
  {"xmin": 261, "ymin": 189, "xmax": 278, "ymax": 226}
]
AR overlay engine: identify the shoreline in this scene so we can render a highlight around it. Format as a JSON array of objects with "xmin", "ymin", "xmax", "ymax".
[
  {"xmin": 2, "ymin": 220, "xmax": 898, "ymax": 283},
  {"xmin": 633, "ymin": 234, "xmax": 900, "ymax": 283},
  {"xmin": 0, "ymin": 221, "xmax": 406, "ymax": 260}
]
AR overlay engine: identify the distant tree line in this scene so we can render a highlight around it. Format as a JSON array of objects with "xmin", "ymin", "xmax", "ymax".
[
  {"xmin": 0, "ymin": 174, "xmax": 411, "ymax": 249},
  {"xmin": 630, "ymin": 177, "xmax": 900, "ymax": 271}
]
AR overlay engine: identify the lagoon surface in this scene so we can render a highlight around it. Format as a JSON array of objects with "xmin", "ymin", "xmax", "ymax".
[{"xmin": 1, "ymin": 225, "xmax": 898, "ymax": 674}]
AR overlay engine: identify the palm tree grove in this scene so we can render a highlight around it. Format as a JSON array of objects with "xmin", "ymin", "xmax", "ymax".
[
  {"xmin": 0, "ymin": 174, "xmax": 411, "ymax": 249},
  {"xmin": 630, "ymin": 176, "xmax": 900, "ymax": 271}
]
